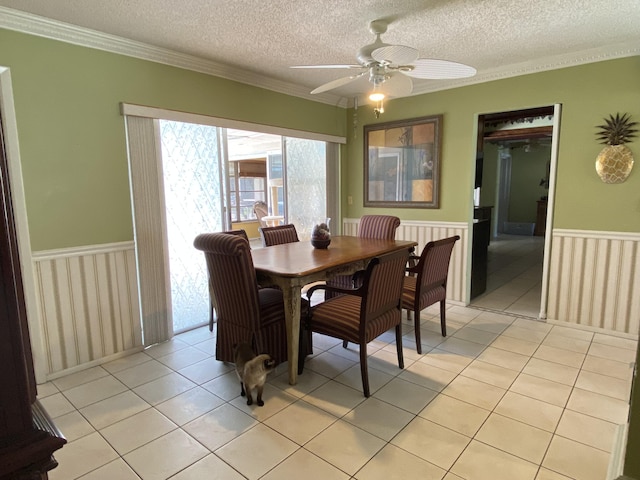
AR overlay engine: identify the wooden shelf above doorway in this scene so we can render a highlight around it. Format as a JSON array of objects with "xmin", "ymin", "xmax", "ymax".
[{"xmin": 484, "ymin": 125, "xmax": 553, "ymax": 143}]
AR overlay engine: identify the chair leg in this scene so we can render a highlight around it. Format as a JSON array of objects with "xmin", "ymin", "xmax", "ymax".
[
  {"xmin": 414, "ymin": 309, "xmax": 422, "ymax": 355},
  {"xmin": 298, "ymin": 326, "xmax": 311, "ymax": 375},
  {"xmin": 395, "ymin": 324, "xmax": 404, "ymax": 369},
  {"xmin": 298, "ymin": 351, "xmax": 306, "ymax": 375},
  {"xmin": 209, "ymin": 300, "xmax": 214, "ymax": 332},
  {"xmin": 440, "ymin": 300, "xmax": 447, "ymax": 337},
  {"xmin": 359, "ymin": 342, "xmax": 370, "ymax": 397},
  {"xmin": 298, "ymin": 336, "xmax": 306, "ymax": 375},
  {"xmin": 343, "ymin": 340, "xmax": 349, "ymax": 349}
]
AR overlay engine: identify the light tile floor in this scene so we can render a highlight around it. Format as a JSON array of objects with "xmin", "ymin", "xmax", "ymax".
[
  {"xmin": 471, "ymin": 234, "xmax": 545, "ymax": 318},
  {"xmin": 40, "ymin": 303, "xmax": 637, "ymax": 480}
]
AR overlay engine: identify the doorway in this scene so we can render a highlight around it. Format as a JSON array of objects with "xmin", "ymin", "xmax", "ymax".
[{"xmin": 470, "ymin": 106, "xmax": 558, "ymax": 318}]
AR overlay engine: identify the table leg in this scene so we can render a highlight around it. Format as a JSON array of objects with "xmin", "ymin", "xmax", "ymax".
[{"xmin": 281, "ymin": 284, "xmax": 302, "ymax": 385}]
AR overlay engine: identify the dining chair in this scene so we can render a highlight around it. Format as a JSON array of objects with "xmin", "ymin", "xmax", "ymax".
[
  {"xmin": 206, "ymin": 229, "xmax": 250, "ymax": 331},
  {"xmin": 325, "ymin": 215, "xmax": 400, "ymax": 299},
  {"xmin": 402, "ymin": 235, "xmax": 460, "ymax": 354},
  {"xmin": 259, "ymin": 223, "xmax": 299, "ymax": 247},
  {"xmin": 194, "ymin": 232, "xmax": 309, "ymax": 364},
  {"xmin": 253, "ymin": 201, "xmax": 269, "ymax": 228},
  {"xmin": 357, "ymin": 214, "xmax": 401, "ymax": 239},
  {"xmin": 301, "ymin": 248, "xmax": 410, "ymax": 397}
]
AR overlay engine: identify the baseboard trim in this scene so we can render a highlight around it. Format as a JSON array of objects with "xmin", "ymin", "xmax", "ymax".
[
  {"xmin": 42, "ymin": 346, "xmax": 144, "ymax": 382},
  {"xmin": 608, "ymin": 423, "xmax": 629, "ymax": 480},
  {"xmin": 546, "ymin": 318, "xmax": 639, "ymax": 340}
]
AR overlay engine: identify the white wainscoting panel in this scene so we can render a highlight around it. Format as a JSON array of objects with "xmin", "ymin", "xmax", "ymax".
[
  {"xmin": 548, "ymin": 230, "xmax": 640, "ymax": 335},
  {"xmin": 33, "ymin": 242, "xmax": 142, "ymax": 376},
  {"xmin": 343, "ymin": 218, "xmax": 468, "ymax": 303}
]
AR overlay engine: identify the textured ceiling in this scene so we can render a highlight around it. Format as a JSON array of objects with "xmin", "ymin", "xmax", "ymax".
[{"xmin": 1, "ymin": 0, "xmax": 639, "ymax": 103}]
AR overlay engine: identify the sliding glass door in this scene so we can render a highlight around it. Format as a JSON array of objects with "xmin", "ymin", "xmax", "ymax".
[
  {"xmin": 284, "ymin": 137, "xmax": 327, "ymax": 238},
  {"xmin": 159, "ymin": 126, "xmax": 331, "ymax": 333},
  {"xmin": 159, "ymin": 120, "xmax": 225, "ymax": 333}
]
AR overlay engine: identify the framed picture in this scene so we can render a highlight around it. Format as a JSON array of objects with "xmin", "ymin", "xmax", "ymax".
[{"xmin": 364, "ymin": 115, "xmax": 442, "ymax": 208}]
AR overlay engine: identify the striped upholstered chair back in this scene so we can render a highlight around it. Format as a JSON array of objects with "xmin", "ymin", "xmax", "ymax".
[
  {"xmin": 194, "ymin": 232, "xmax": 295, "ymax": 364},
  {"xmin": 302, "ymin": 248, "xmax": 410, "ymax": 396},
  {"xmin": 225, "ymin": 229, "xmax": 250, "ymax": 242},
  {"xmin": 325, "ymin": 215, "xmax": 400, "ymax": 299},
  {"xmin": 402, "ymin": 235, "xmax": 460, "ymax": 354},
  {"xmin": 357, "ymin": 215, "xmax": 401, "ymax": 239},
  {"xmin": 205, "ymin": 229, "xmax": 250, "ymax": 331},
  {"xmin": 361, "ymin": 251, "xmax": 408, "ymax": 320},
  {"xmin": 259, "ymin": 224, "xmax": 299, "ymax": 247}
]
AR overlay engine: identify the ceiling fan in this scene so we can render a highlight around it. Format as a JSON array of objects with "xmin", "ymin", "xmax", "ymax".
[{"xmin": 292, "ymin": 20, "xmax": 476, "ymax": 115}]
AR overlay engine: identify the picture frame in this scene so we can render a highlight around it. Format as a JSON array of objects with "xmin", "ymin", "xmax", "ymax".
[{"xmin": 364, "ymin": 115, "xmax": 442, "ymax": 208}]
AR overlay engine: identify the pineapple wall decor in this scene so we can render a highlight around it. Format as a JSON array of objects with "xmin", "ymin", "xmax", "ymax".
[{"xmin": 595, "ymin": 113, "xmax": 638, "ymax": 183}]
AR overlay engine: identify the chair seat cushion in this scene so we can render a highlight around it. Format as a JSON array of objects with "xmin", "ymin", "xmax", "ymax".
[
  {"xmin": 310, "ymin": 295, "xmax": 400, "ymax": 343},
  {"xmin": 401, "ymin": 276, "xmax": 446, "ymax": 310},
  {"xmin": 259, "ymin": 288, "xmax": 309, "ymax": 327}
]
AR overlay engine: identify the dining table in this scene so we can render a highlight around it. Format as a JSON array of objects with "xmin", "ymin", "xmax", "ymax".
[{"xmin": 251, "ymin": 235, "xmax": 417, "ymax": 385}]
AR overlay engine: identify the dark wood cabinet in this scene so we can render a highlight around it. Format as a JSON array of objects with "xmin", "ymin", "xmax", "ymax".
[
  {"xmin": 0, "ymin": 117, "xmax": 65, "ymax": 479},
  {"xmin": 535, "ymin": 199, "xmax": 548, "ymax": 236},
  {"xmin": 471, "ymin": 219, "xmax": 490, "ymax": 299},
  {"xmin": 474, "ymin": 206, "xmax": 493, "ymax": 245}
]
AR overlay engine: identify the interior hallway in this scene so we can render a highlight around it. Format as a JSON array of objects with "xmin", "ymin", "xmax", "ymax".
[{"xmin": 471, "ymin": 234, "xmax": 545, "ymax": 319}]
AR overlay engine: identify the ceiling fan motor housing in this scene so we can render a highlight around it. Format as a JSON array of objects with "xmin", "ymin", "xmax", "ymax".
[{"xmin": 369, "ymin": 65, "xmax": 388, "ymax": 85}]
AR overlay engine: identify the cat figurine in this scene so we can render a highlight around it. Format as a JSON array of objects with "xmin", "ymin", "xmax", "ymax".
[{"xmin": 233, "ymin": 343, "xmax": 276, "ymax": 407}]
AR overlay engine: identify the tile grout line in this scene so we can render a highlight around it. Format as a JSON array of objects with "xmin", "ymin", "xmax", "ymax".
[{"xmin": 42, "ymin": 311, "xmax": 635, "ymax": 480}]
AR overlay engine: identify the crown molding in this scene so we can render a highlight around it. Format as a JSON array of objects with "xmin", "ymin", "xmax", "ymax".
[
  {"xmin": 2, "ymin": 7, "xmax": 638, "ymax": 110},
  {"xmin": 351, "ymin": 42, "xmax": 640, "ymax": 106},
  {"xmin": 0, "ymin": 7, "xmax": 348, "ymax": 108},
  {"xmin": 409, "ymin": 42, "xmax": 640, "ymax": 98}
]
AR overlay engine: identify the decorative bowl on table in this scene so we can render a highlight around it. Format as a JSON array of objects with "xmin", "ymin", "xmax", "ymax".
[
  {"xmin": 311, "ymin": 237, "xmax": 331, "ymax": 249},
  {"xmin": 311, "ymin": 222, "xmax": 331, "ymax": 249}
]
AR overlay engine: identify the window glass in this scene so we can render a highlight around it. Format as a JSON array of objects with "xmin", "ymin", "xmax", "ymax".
[{"xmin": 285, "ymin": 138, "xmax": 326, "ymax": 239}]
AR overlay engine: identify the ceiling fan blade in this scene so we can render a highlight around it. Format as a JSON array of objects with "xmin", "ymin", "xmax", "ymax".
[
  {"xmin": 371, "ymin": 44, "xmax": 419, "ymax": 66},
  {"xmin": 310, "ymin": 71, "xmax": 366, "ymax": 94},
  {"xmin": 379, "ymin": 73, "xmax": 413, "ymax": 98},
  {"xmin": 403, "ymin": 58, "xmax": 477, "ymax": 79},
  {"xmin": 291, "ymin": 64, "xmax": 362, "ymax": 69}
]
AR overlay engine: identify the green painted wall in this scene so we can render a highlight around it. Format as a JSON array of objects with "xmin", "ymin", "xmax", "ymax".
[
  {"xmin": 479, "ymin": 143, "xmax": 550, "ymax": 233},
  {"xmin": 0, "ymin": 29, "xmax": 345, "ymax": 250},
  {"xmin": 5, "ymin": 28, "xmax": 638, "ymax": 248},
  {"xmin": 508, "ymin": 146, "xmax": 550, "ymax": 223},
  {"xmin": 344, "ymin": 56, "xmax": 640, "ymax": 235}
]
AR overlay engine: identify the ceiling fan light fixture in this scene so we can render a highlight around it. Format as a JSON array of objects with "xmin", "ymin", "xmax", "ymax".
[
  {"xmin": 373, "ymin": 99, "xmax": 384, "ymax": 118},
  {"xmin": 371, "ymin": 91, "xmax": 384, "ymax": 118},
  {"xmin": 369, "ymin": 83, "xmax": 385, "ymax": 118}
]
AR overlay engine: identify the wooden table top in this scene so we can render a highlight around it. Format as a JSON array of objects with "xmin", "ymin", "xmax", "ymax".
[{"xmin": 251, "ymin": 235, "xmax": 417, "ymax": 278}]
